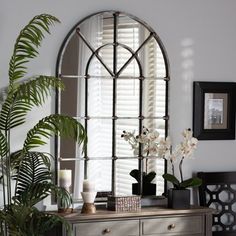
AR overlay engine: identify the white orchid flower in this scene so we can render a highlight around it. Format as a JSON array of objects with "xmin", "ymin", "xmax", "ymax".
[
  {"xmin": 133, "ymin": 147, "xmax": 139, "ymax": 156},
  {"xmin": 146, "ymin": 142, "xmax": 159, "ymax": 156},
  {"xmin": 182, "ymin": 129, "xmax": 193, "ymax": 140},
  {"xmin": 157, "ymin": 137, "xmax": 170, "ymax": 158},
  {"xmin": 147, "ymin": 130, "xmax": 160, "ymax": 142}
]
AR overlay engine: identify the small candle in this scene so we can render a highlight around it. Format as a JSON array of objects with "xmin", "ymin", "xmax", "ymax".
[
  {"xmin": 83, "ymin": 179, "xmax": 95, "ymax": 192},
  {"xmin": 59, "ymin": 169, "xmax": 72, "ymax": 188}
]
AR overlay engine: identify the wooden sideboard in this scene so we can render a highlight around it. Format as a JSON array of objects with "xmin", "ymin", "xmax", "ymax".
[{"xmin": 48, "ymin": 206, "xmax": 213, "ymax": 236}]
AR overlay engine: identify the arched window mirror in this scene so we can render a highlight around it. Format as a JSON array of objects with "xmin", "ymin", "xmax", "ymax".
[{"xmin": 55, "ymin": 11, "xmax": 170, "ymax": 201}]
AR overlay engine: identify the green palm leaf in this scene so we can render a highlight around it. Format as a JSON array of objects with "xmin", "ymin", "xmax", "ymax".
[
  {"xmin": 0, "ymin": 76, "xmax": 64, "ymax": 131},
  {"xmin": 8, "ymin": 14, "xmax": 60, "ymax": 88},
  {"xmin": 16, "ymin": 76, "xmax": 64, "ymax": 105},
  {"xmin": 0, "ymin": 93, "xmax": 31, "ymax": 130},
  {"xmin": 10, "ymin": 150, "xmax": 51, "ymax": 171},
  {"xmin": 0, "ymin": 205, "xmax": 71, "ymax": 236},
  {"xmin": 0, "ymin": 131, "xmax": 8, "ymax": 158},
  {"xmin": 51, "ymin": 184, "xmax": 72, "ymax": 209},
  {"xmin": 13, "ymin": 152, "xmax": 52, "ymax": 205},
  {"xmin": 23, "ymin": 114, "xmax": 87, "ymax": 152},
  {"xmin": 13, "ymin": 151, "xmax": 72, "ymax": 208}
]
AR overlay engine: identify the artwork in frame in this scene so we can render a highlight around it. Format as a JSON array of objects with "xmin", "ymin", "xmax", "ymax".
[{"xmin": 193, "ymin": 82, "xmax": 236, "ymax": 140}]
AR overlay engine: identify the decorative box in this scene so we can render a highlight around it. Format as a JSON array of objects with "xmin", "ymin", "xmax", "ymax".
[{"xmin": 107, "ymin": 195, "xmax": 141, "ymax": 212}]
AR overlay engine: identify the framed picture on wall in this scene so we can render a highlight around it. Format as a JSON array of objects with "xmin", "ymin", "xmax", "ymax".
[{"xmin": 193, "ymin": 82, "xmax": 236, "ymax": 140}]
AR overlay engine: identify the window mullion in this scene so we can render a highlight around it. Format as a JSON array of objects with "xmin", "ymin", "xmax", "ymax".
[{"xmin": 112, "ymin": 13, "xmax": 118, "ymax": 195}]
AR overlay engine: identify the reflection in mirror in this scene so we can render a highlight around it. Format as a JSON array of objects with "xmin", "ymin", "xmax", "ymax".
[{"xmin": 56, "ymin": 11, "xmax": 169, "ymax": 200}]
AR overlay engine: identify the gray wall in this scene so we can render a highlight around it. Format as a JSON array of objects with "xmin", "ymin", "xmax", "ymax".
[{"xmin": 1, "ymin": 0, "xmax": 236, "ymax": 205}]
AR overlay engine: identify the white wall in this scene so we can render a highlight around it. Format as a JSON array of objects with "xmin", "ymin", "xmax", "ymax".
[{"xmin": 1, "ymin": 0, "xmax": 236, "ymax": 204}]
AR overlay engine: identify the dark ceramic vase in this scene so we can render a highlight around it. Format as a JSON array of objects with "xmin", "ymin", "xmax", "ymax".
[
  {"xmin": 132, "ymin": 183, "xmax": 156, "ymax": 196},
  {"xmin": 168, "ymin": 188, "xmax": 190, "ymax": 209}
]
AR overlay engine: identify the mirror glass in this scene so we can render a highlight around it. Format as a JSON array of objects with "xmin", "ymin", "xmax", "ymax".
[{"xmin": 56, "ymin": 11, "xmax": 169, "ymax": 200}]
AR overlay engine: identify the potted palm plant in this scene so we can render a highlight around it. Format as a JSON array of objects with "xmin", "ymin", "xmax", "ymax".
[{"xmin": 0, "ymin": 14, "xmax": 87, "ymax": 235}]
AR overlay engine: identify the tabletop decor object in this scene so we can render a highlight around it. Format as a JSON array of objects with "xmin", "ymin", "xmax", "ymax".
[
  {"xmin": 81, "ymin": 179, "xmax": 97, "ymax": 214},
  {"xmin": 107, "ymin": 195, "xmax": 141, "ymax": 212},
  {"xmin": 58, "ymin": 169, "xmax": 73, "ymax": 213},
  {"xmin": 162, "ymin": 129, "xmax": 202, "ymax": 209},
  {"xmin": 130, "ymin": 169, "xmax": 156, "ymax": 196},
  {"xmin": 121, "ymin": 126, "xmax": 164, "ymax": 195}
]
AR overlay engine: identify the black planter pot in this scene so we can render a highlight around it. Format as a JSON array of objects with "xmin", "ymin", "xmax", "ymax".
[
  {"xmin": 132, "ymin": 183, "xmax": 156, "ymax": 196},
  {"xmin": 168, "ymin": 188, "xmax": 190, "ymax": 209}
]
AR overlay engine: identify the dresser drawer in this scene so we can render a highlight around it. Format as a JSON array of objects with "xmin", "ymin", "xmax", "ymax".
[
  {"xmin": 74, "ymin": 220, "xmax": 139, "ymax": 236},
  {"xmin": 141, "ymin": 215, "xmax": 203, "ymax": 235}
]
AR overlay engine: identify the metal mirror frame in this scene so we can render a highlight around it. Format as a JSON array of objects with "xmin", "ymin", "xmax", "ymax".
[{"xmin": 55, "ymin": 10, "xmax": 170, "ymax": 198}]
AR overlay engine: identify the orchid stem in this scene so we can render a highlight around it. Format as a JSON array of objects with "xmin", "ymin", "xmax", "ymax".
[
  {"xmin": 171, "ymin": 160, "xmax": 175, "ymax": 176},
  {"xmin": 179, "ymin": 157, "xmax": 184, "ymax": 182}
]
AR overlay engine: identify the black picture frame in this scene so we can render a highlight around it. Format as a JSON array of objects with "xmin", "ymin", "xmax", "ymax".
[{"xmin": 193, "ymin": 82, "xmax": 236, "ymax": 140}]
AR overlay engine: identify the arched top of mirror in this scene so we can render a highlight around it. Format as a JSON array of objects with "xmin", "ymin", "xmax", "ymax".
[
  {"xmin": 56, "ymin": 11, "xmax": 170, "ymax": 79},
  {"xmin": 56, "ymin": 11, "xmax": 170, "ymax": 200}
]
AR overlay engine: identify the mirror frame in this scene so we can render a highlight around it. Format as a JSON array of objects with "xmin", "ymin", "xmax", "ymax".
[{"xmin": 54, "ymin": 10, "xmax": 170, "ymax": 199}]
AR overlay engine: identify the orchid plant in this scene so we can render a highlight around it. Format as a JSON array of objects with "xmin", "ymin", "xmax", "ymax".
[
  {"xmin": 162, "ymin": 129, "xmax": 202, "ymax": 189},
  {"xmin": 121, "ymin": 126, "xmax": 164, "ymax": 182},
  {"xmin": 122, "ymin": 127, "xmax": 202, "ymax": 190}
]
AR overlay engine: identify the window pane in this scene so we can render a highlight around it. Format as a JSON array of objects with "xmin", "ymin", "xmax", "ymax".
[
  {"xmin": 117, "ymin": 14, "xmax": 149, "ymax": 51},
  {"xmin": 115, "ymin": 159, "xmax": 139, "ymax": 195},
  {"xmin": 146, "ymin": 158, "xmax": 165, "ymax": 196},
  {"xmin": 143, "ymin": 119, "xmax": 166, "ymax": 138},
  {"xmin": 87, "ymin": 119, "xmax": 112, "ymax": 158},
  {"xmin": 87, "ymin": 160, "xmax": 112, "ymax": 193},
  {"xmin": 143, "ymin": 79, "xmax": 167, "ymax": 118},
  {"xmin": 138, "ymin": 37, "xmax": 167, "ymax": 78},
  {"xmin": 117, "ymin": 79, "xmax": 140, "ymax": 117},
  {"xmin": 88, "ymin": 78, "xmax": 113, "ymax": 117},
  {"xmin": 116, "ymin": 119, "xmax": 140, "ymax": 158},
  {"xmin": 98, "ymin": 44, "xmax": 114, "ymax": 74},
  {"xmin": 78, "ymin": 14, "xmax": 105, "ymax": 49}
]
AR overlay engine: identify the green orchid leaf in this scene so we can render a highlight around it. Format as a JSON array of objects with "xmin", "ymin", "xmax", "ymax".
[
  {"xmin": 129, "ymin": 169, "xmax": 140, "ymax": 182},
  {"xmin": 162, "ymin": 173, "xmax": 180, "ymax": 187},
  {"xmin": 144, "ymin": 171, "xmax": 156, "ymax": 183},
  {"xmin": 130, "ymin": 169, "xmax": 157, "ymax": 183},
  {"xmin": 180, "ymin": 177, "xmax": 202, "ymax": 188}
]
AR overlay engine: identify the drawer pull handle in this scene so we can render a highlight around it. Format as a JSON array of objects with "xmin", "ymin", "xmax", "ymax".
[
  {"xmin": 103, "ymin": 228, "xmax": 111, "ymax": 234},
  {"xmin": 168, "ymin": 224, "xmax": 176, "ymax": 230}
]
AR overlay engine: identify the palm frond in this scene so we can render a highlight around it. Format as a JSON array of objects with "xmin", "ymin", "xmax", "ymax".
[
  {"xmin": 14, "ymin": 182, "xmax": 52, "ymax": 207},
  {"xmin": 13, "ymin": 151, "xmax": 51, "ymax": 205},
  {"xmin": 0, "ymin": 93, "xmax": 32, "ymax": 130},
  {"xmin": 51, "ymin": 185, "xmax": 72, "ymax": 209},
  {"xmin": 16, "ymin": 76, "xmax": 64, "ymax": 105},
  {"xmin": 13, "ymin": 151, "xmax": 72, "ymax": 208},
  {"xmin": 8, "ymin": 14, "xmax": 60, "ymax": 87},
  {"xmin": 0, "ymin": 131, "xmax": 7, "ymax": 158},
  {"xmin": 35, "ymin": 211, "xmax": 72, "ymax": 236},
  {"xmin": 23, "ymin": 114, "xmax": 87, "ymax": 152},
  {"xmin": 0, "ymin": 86, "xmax": 8, "ymax": 106},
  {"xmin": 10, "ymin": 150, "xmax": 52, "ymax": 170},
  {"xmin": 0, "ymin": 205, "xmax": 71, "ymax": 236},
  {"xmin": 0, "ymin": 76, "xmax": 64, "ymax": 131}
]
